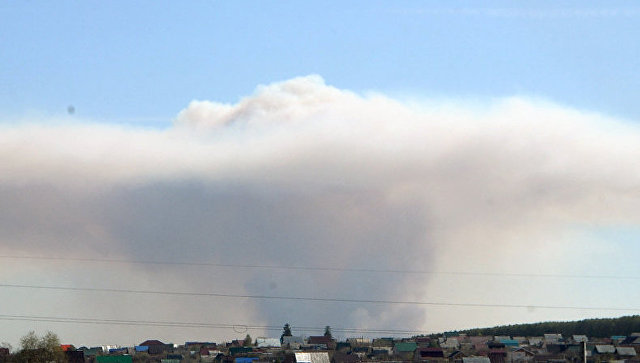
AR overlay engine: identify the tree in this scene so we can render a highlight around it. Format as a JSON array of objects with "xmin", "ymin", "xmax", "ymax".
[
  {"xmin": 14, "ymin": 331, "xmax": 65, "ymax": 363},
  {"xmin": 324, "ymin": 326, "xmax": 332, "ymax": 339},
  {"xmin": 19, "ymin": 332, "xmax": 39, "ymax": 350},
  {"xmin": 243, "ymin": 334, "xmax": 253, "ymax": 347},
  {"xmin": 280, "ymin": 323, "xmax": 292, "ymax": 344}
]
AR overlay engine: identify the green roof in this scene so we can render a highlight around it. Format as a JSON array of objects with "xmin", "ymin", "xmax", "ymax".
[
  {"xmin": 395, "ymin": 342, "xmax": 417, "ymax": 352},
  {"xmin": 97, "ymin": 356, "xmax": 133, "ymax": 363}
]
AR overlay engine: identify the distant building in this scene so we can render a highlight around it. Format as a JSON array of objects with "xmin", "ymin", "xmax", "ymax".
[
  {"xmin": 96, "ymin": 356, "xmax": 133, "ymax": 363},
  {"xmin": 138, "ymin": 340, "xmax": 172, "ymax": 355},
  {"xmin": 256, "ymin": 338, "xmax": 281, "ymax": 348},
  {"xmin": 294, "ymin": 352, "xmax": 330, "ymax": 363}
]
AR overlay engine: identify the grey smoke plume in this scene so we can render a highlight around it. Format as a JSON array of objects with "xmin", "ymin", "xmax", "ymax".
[{"xmin": 1, "ymin": 75, "xmax": 640, "ymax": 346}]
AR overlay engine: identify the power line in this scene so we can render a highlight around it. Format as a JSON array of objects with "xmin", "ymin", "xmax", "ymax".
[
  {"xmin": 0, "ymin": 314, "xmax": 425, "ymax": 335},
  {"xmin": 0, "ymin": 283, "xmax": 637, "ymax": 312},
  {"xmin": 0, "ymin": 255, "xmax": 634, "ymax": 280}
]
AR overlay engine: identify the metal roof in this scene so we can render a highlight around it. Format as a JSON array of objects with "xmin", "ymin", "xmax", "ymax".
[
  {"xmin": 616, "ymin": 347, "xmax": 637, "ymax": 356},
  {"xmin": 295, "ymin": 352, "xmax": 330, "ymax": 363},
  {"xmin": 595, "ymin": 345, "xmax": 616, "ymax": 354}
]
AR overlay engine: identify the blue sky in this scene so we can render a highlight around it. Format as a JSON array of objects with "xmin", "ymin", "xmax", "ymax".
[
  {"xmin": 1, "ymin": 1, "xmax": 640, "ymax": 347},
  {"xmin": 2, "ymin": 1, "xmax": 640, "ymax": 123}
]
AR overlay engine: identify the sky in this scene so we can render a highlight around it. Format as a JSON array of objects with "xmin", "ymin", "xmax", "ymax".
[{"xmin": 1, "ymin": 0, "xmax": 640, "ymax": 348}]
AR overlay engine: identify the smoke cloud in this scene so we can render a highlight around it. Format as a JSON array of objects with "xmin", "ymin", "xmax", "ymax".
[{"xmin": 1, "ymin": 75, "xmax": 640, "ymax": 346}]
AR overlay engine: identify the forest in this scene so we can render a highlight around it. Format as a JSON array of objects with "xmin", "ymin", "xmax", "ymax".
[{"xmin": 433, "ymin": 315, "xmax": 640, "ymax": 338}]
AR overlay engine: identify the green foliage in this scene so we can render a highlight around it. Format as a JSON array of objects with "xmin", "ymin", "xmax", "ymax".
[
  {"xmin": 14, "ymin": 331, "xmax": 65, "ymax": 363},
  {"xmin": 435, "ymin": 315, "xmax": 640, "ymax": 338}
]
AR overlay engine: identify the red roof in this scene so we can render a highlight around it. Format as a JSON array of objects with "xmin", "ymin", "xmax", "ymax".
[
  {"xmin": 140, "ymin": 340, "xmax": 165, "ymax": 346},
  {"xmin": 61, "ymin": 345, "xmax": 74, "ymax": 352},
  {"xmin": 308, "ymin": 336, "xmax": 333, "ymax": 344}
]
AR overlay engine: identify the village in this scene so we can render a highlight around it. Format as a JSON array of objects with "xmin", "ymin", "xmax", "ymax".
[{"xmin": 3, "ymin": 328, "xmax": 640, "ymax": 363}]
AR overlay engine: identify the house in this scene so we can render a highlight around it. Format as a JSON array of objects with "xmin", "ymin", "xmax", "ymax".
[
  {"xmin": 620, "ymin": 336, "xmax": 640, "ymax": 345},
  {"xmin": 372, "ymin": 338, "xmax": 394, "ymax": 349},
  {"xmin": 612, "ymin": 336, "xmax": 626, "ymax": 343},
  {"xmin": 499, "ymin": 340, "xmax": 519, "ymax": 348},
  {"xmin": 79, "ymin": 347, "xmax": 103, "ymax": 357},
  {"xmin": 235, "ymin": 358, "xmax": 259, "ymax": 363},
  {"xmin": 282, "ymin": 336, "xmax": 305, "ymax": 349},
  {"xmin": 543, "ymin": 334, "xmax": 562, "ymax": 344},
  {"xmin": 594, "ymin": 345, "xmax": 616, "ymax": 354},
  {"xmin": 487, "ymin": 342, "xmax": 505, "ymax": 350},
  {"xmin": 509, "ymin": 347, "xmax": 535, "ymax": 362},
  {"xmin": 449, "ymin": 350, "xmax": 467, "ymax": 363},
  {"xmin": 331, "ymin": 351, "xmax": 359, "ymax": 363},
  {"xmin": 545, "ymin": 344, "xmax": 567, "ymax": 354},
  {"xmin": 572, "ymin": 335, "xmax": 588, "ymax": 343},
  {"xmin": 185, "ymin": 342, "xmax": 215, "ymax": 348},
  {"xmin": 256, "ymin": 338, "xmax": 281, "ymax": 348},
  {"xmin": 96, "ymin": 356, "xmax": 133, "ymax": 363},
  {"xmin": 229, "ymin": 347, "xmax": 253, "ymax": 356},
  {"xmin": 369, "ymin": 349, "xmax": 389, "ymax": 359},
  {"xmin": 200, "ymin": 348, "xmax": 222, "ymax": 357},
  {"xmin": 352, "ymin": 346, "xmax": 370, "ymax": 357},
  {"xmin": 347, "ymin": 338, "xmax": 371, "ymax": 345},
  {"xmin": 462, "ymin": 357, "xmax": 491, "ymax": 363},
  {"xmin": 307, "ymin": 336, "xmax": 335, "ymax": 349},
  {"xmin": 65, "ymin": 350, "xmax": 85, "ymax": 363},
  {"xmin": 527, "ymin": 338, "xmax": 543, "ymax": 347},
  {"xmin": 394, "ymin": 342, "xmax": 417, "ymax": 354},
  {"xmin": 231, "ymin": 340, "xmax": 246, "ymax": 347},
  {"xmin": 418, "ymin": 347, "xmax": 445, "ymax": 358},
  {"xmin": 139, "ymin": 340, "xmax": 172, "ymax": 355},
  {"xmin": 470, "ymin": 337, "xmax": 491, "ymax": 351},
  {"xmin": 616, "ymin": 346, "xmax": 637, "ymax": 357},
  {"xmin": 441, "ymin": 338, "xmax": 460, "ymax": 349},
  {"xmin": 294, "ymin": 352, "xmax": 330, "ymax": 363},
  {"xmin": 394, "ymin": 342, "xmax": 417, "ymax": 359},
  {"xmin": 532, "ymin": 353, "xmax": 566, "ymax": 363},
  {"xmin": 488, "ymin": 349, "xmax": 507, "ymax": 363},
  {"xmin": 415, "ymin": 337, "xmax": 431, "ymax": 347}
]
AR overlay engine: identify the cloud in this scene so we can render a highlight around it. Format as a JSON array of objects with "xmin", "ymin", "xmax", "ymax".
[{"xmin": 1, "ymin": 75, "xmax": 640, "ymax": 345}]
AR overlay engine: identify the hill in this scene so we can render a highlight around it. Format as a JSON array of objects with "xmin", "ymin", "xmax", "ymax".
[{"xmin": 433, "ymin": 315, "xmax": 640, "ymax": 338}]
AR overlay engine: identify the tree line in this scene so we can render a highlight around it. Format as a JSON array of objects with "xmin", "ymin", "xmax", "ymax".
[{"xmin": 433, "ymin": 315, "xmax": 640, "ymax": 338}]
